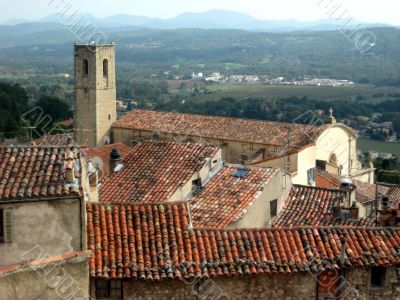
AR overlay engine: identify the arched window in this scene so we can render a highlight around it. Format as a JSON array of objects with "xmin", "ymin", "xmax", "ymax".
[
  {"xmin": 82, "ymin": 59, "xmax": 89, "ymax": 76},
  {"xmin": 103, "ymin": 59, "xmax": 108, "ymax": 77}
]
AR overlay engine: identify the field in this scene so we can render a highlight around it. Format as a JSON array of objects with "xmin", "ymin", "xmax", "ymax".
[
  {"xmin": 358, "ymin": 138, "xmax": 400, "ymax": 156},
  {"xmin": 188, "ymin": 83, "xmax": 400, "ymax": 102}
]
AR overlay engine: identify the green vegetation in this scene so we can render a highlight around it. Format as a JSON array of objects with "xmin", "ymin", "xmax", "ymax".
[
  {"xmin": 0, "ymin": 82, "xmax": 72, "ymax": 139},
  {"xmin": 358, "ymin": 138, "xmax": 400, "ymax": 157}
]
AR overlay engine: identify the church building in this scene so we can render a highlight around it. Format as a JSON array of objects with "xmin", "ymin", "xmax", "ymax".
[{"xmin": 73, "ymin": 44, "xmax": 374, "ymax": 186}]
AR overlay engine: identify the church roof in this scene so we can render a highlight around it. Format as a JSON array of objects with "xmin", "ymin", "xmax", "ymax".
[
  {"xmin": 113, "ymin": 109, "xmax": 328, "ymax": 148},
  {"xmin": 99, "ymin": 141, "xmax": 219, "ymax": 203},
  {"xmin": 191, "ymin": 165, "xmax": 279, "ymax": 229}
]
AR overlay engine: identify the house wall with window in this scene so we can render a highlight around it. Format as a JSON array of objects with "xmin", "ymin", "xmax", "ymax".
[
  {"xmin": 89, "ymin": 267, "xmax": 400, "ymax": 300},
  {"xmin": 227, "ymin": 169, "xmax": 292, "ymax": 228},
  {"xmin": 0, "ymin": 198, "xmax": 83, "ymax": 266}
]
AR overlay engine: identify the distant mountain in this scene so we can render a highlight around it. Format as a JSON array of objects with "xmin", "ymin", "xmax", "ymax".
[{"xmin": 1, "ymin": 9, "xmax": 396, "ymax": 32}]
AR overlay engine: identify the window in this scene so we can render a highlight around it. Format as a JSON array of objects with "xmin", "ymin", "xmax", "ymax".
[
  {"xmin": 270, "ymin": 199, "xmax": 278, "ymax": 218},
  {"xmin": 371, "ymin": 267, "xmax": 386, "ymax": 288},
  {"xmin": 108, "ymin": 114, "xmax": 111, "ymax": 120},
  {"xmin": 96, "ymin": 279, "xmax": 122, "ymax": 298},
  {"xmin": 103, "ymin": 59, "xmax": 108, "ymax": 77},
  {"xmin": 192, "ymin": 178, "xmax": 202, "ymax": 196},
  {"xmin": 240, "ymin": 154, "xmax": 248, "ymax": 165},
  {"xmin": 0, "ymin": 208, "xmax": 13, "ymax": 243},
  {"xmin": 82, "ymin": 59, "xmax": 89, "ymax": 76}
]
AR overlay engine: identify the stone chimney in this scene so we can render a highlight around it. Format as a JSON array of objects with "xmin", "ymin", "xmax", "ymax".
[
  {"xmin": 109, "ymin": 148, "xmax": 121, "ymax": 174},
  {"xmin": 378, "ymin": 197, "xmax": 400, "ymax": 227},
  {"xmin": 349, "ymin": 201, "xmax": 359, "ymax": 219},
  {"xmin": 340, "ymin": 178, "xmax": 356, "ymax": 206}
]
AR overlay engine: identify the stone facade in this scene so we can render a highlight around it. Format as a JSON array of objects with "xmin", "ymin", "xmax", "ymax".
[
  {"xmin": 74, "ymin": 44, "xmax": 117, "ymax": 147},
  {"xmin": 0, "ymin": 199, "xmax": 84, "ymax": 266},
  {"xmin": 0, "ymin": 257, "xmax": 90, "ymax": 300},
  {"xmin": 89, "ymin": 267, "xmax": 400, "ymax": 300}
]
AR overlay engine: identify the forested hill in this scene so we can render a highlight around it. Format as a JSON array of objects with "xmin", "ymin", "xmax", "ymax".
[{"xmin": 0, "ymin": 27, "xmax": 399, "ymax": 86}]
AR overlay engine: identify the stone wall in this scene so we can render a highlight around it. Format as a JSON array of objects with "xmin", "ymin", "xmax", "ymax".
[
  {"xmin": 0, "ymin": 257, "xmax": 89, "ymax": 300},
  {"xmin": 0, "ymin": 199, "xmax": 83, "ymax": 266},
  {"xmin": 92, "ymin": 273, "xmax": 316, "ymax": 300},
  {"xmin": 74, "ymin": 45, "xmax": 117, "ymax": 147}
]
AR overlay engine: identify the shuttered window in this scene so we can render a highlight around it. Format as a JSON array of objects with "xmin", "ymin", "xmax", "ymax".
[{"xmin": 0, "ymin": 208, "xmax": 13, "ymax": 243}]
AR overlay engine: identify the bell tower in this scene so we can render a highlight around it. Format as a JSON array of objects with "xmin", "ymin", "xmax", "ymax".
[{"xmin": 74, "ymin": 43, "xmax": 117, "ymax": 147}]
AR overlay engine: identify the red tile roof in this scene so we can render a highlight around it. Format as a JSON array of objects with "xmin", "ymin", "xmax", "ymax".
[
  {"xmin": 83, "ymin": 143, "xmax": 131, "ymax": 179},
  {"xmin": 113, "ymin": 109, "xmax": 326, "ymax": 148},
  {"xmin": 99, "ymin": 141, "xmax": 219, "ymax": 203},
  {"xmin": 387, "ymin": 185, "xmax": 400, "ymax": 208},
  {"xmin": 316, "ymin": 169, "xmax": 390, "ymax": 204},
  {"xmin": 87, "ymin": 202, "xmax": 400, "ymax": 280},
  {"xmin": 274, "ymin": 185, "xmax": 375, "ymax": 227},
  {"xmin": 191, "ymin": 166, "xmax": 278, "ymax": 229},
  {"xmin": 31, "ymin": 133, "xmax": 75, "ymax": 146},
  {"xmin": 0, "ymin": 146, "xmax": 82, "ymax": 201},
  {"xmin": 0, "ymin": 251, "xmax": 91, "ymax": 277}
]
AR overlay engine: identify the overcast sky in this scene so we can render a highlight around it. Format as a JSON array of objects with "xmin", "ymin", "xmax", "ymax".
[{"xmin": 1, "ymin": 0, "xmax": 399, "ymax": 25}]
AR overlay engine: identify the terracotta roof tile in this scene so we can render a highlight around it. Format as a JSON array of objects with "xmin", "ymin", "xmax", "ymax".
[
  {"xmin": 0, "ymin": 146, "xmax": 82, "ymax": 201},
  {"xmin": 87, "ymin": 202, "xmax": 400, "ymax": 280},
  {"xmin": 31, "ymin": 133, "xmax": 75, "ymax": 146},
  {"xmin": 387, "ymin": 185, "xmax": 400, "ymax": 208},
  {"xmin": 83, "ymin": 143, "xmax": 131, "ymax": 179},
  {"xmin": 113, "ymin": 109, "xmax": 326, "ymax": 148},
  {"xmin": 274, "ymin": 185, "xmax": 375, "ymax": 227},
  {"xmin": 316, "ymin": 169, "xmax": 390, "ymax": 204},
  {"xmin": 191, "ymin": 166, "xmax": 278, "ymax": 228},
  {"xmin": 99, "ymin": 141, "xmax": 219, "ymax": 203}
]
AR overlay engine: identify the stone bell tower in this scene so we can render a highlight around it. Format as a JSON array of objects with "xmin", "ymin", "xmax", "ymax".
[{"xmin": 74, "ymin": 43, "xmax": 117, "ymax": 147}]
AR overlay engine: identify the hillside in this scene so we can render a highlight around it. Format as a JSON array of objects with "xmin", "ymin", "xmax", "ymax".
[{"xmin": 0, "ymin": 27, "xmax": 399, "ymax": 86}]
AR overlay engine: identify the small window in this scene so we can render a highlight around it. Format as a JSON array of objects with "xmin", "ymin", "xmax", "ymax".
[
  {"xmin": 103, "ymin": 59, "xmax": 108, "ymax": 77},
  {"xmin": 96, "ymin": 279, "xmax": 122, "ymax": 298},
  {"xmin": 82, "ymin": 59, "xmax": 89, "ymax": 76},
  {"xmin": 108, "ymin": 114, "xmax": 111, "ymax": 120},
  {"xmin": 270, "ymin": 199, "xmax": 278, "ymax": 218},
  {"xmin": 192, "ymin": 178, "xmax": 202, "ymax": 195},
  {"xmin": 0, "ymin": 208, "xmax": 13, "ymax": 243},
  {"xmin": 371, "ymin": 267, "xmax": 386, "ymax": 288},
  {"xmin": 240, "ymin": 154, "xmax": 248, "ymax": 165},
  {"xmin": 366, "ymin": 203, "xmax": 373, "ymax": 217}
]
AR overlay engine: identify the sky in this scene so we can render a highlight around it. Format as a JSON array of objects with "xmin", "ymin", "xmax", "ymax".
[{"xmin": 1, "ymin": 0, "xmax": 399, "ymax": 25}]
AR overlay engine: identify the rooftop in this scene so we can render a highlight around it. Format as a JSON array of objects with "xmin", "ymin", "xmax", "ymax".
[
  {"xmin": 0, "ymin": 146, "xmax": 82, "ymax": 201},
  {"xmin": 273, "ymin": 185, "xmax": 374, "ymax": 227},
  {"xmin": 83, "ymin": 143, "xmax": 131, "ymax": 179},
  {"xmin": 87, "ymin": 201, "xmax": 400, "ymax": 280},
  {"xmin": 316, "ymin": 169, "xmax": 390, "ymax": 204},
  {"xmin": 99, "ymin": 141, "xmax": 219, "ymax": 203},
  {"xmin": 191, "ymin": 165, "xmax": 279, "ymax": 228},
  {"xmin": 113, "ymin": 109, "xmax": 326, "ymax": 147}
]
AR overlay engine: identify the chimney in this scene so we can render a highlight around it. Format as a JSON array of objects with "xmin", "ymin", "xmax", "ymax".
[
  {"xmin": 378, "ymin": 197, "xmax": 400, "ymax": 227},
  {"xmin": 340, "ymin": 178, "xmax": 355, "ymax": 206},
  {"xmin": 109, "ymin": 148, "xmax": 121, "ymax": 174},
  {"xmin": 349, "ymin": 201, "xmax": 359, "ymax": 220},
  {"xmin": 339, "ymin": 237, "xmax": 347, "ymax": 266},
  {"xmin": 64, "ymin": 149, "xmax": 75, "ymax": 183}
]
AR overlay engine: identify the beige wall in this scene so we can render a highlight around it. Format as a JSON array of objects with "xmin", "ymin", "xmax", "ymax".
[
  {"xmin": 74, "ymin": 45, "xmax": 117, "ymax": 147},
  {"xmin": 0, "ymin": 258, "xmax": 89, "ymax": 300},
  {"xmin": 316, "ymin": 125, "xmax": 356, "ymax": 177},
  {"xmin": 168, "ymin": 149, "xmax": 223, "ymax": 201},
  {"xmin": 228, "ymin": 170, "xmax": 292, "ymax": 228},
  {"xmin": 295, "ymin": 145, "xmax": 317, "ymax": 185},
  {"xmin": 112, "ymin": 128, "xmax": 282, "ymax": 164},
  {"xmin": 0, "ymin": 199, "xmax": 83, "ymax": 266}
]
